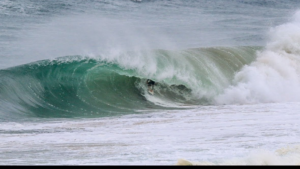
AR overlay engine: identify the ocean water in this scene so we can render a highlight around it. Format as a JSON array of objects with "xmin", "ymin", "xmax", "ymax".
[{"xmin": 1, "ymin": 0, "xmax": 300, "ymax": 165}]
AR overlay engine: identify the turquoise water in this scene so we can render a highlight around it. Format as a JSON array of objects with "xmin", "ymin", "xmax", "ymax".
[
  {"xmin": 0, "ymin": 47, "xmax": 258, "ymax": 120},
  {"xmin": 1, "ymin": 0, "xmax": 300, "ymax": 165}
]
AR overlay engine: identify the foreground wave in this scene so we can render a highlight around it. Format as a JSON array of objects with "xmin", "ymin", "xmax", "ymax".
[
  {"xmin": 177, "ymin": 145, "xmax": 300, "ymax": 165},
  {"xmin": 0, "ymin": 46, "xmax": 258, "ymax": 120}
]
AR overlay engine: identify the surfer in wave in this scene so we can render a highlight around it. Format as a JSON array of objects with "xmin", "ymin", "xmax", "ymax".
[{"xmin": 146, "ymin": 79, "xmax": 155, "ymax": 94}]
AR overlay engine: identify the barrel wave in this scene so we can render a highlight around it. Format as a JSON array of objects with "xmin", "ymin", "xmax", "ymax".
[{"xmin": 0, "ymin": 47, "xmax": 258, "ymax": 120}]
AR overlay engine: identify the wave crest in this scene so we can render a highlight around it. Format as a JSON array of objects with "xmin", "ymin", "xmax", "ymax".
[{"xmin": 0, "ymin": 46, "xmax": 258, "ymax": 119}]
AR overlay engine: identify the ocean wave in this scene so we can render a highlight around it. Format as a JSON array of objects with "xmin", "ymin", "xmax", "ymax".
[
  {"xmin": 0, "ymin": 46, "xmax": 258, "ymax": 120},
  {"xmin": 214, "ymin": 11, "xmax": 300, "ymax": 104}
]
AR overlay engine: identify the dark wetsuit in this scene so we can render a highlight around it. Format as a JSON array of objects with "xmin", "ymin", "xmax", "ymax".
[{"xmin": 146, "ymin": 79, "xmax": 155, "ymax": 87}]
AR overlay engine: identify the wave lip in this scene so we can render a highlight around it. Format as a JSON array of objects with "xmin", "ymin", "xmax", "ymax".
[{"xmin": 0, "ymin": 46, "xmax": 258, "ymax": 119}]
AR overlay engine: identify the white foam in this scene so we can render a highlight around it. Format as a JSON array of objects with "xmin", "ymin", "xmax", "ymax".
[
  {"xmin": 215, "ymin": 11, "xmax": 300, "ymax": 105},
  {"xmin": 179, "ymin": 145, "xmax": 300, "ymax": 165},
  {"xmin": 1, "ymin": 102, "xmax": 299, "ymax": 165}
]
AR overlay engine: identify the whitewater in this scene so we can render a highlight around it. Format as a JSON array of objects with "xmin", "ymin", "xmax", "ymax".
[{"xmin": 1, "ymin": 0, "xmax": 300, "ymax": 165}]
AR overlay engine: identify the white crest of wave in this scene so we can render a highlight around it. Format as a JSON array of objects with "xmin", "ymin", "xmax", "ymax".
[{"xmin": 215, "ymin": 11, "xmax": 300, "ymax": 104}]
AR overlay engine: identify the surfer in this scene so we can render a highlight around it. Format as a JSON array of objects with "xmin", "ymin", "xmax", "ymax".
[{"xmin": 146, "ymin": 79, "xmax": 155, "ymax": 94}]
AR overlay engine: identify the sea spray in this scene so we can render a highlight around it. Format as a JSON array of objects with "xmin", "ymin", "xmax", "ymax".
[{"xmin": 215, "ymin": 11, "xmax": 300, "ymax": 104}]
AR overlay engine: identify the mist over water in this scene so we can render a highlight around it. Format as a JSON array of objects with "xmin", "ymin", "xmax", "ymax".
[
  {"xmin": 1, "ymin": 0, "xmax": 300, "ymax": 165},
  {"xmin": 2, "ymin": 0, "xmax": 294, "ymax": 69}
]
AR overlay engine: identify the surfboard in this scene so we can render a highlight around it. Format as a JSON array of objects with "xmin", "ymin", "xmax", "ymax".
[{"xmin": 148, "ymin": 89, "xmax": 154, "ymax": 95}]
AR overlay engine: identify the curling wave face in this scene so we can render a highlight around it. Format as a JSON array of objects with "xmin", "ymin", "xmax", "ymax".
[{"xmin": 0, "ymin": 46, "xmax": 258, "ymax": 120}]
